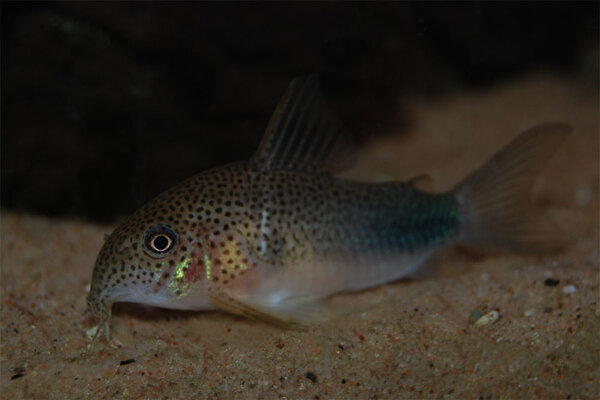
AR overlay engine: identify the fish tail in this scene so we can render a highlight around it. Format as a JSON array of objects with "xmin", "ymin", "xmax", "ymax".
[{"xmin": 454, "ymin": 122, "xmax": 572, "ymax": 252}]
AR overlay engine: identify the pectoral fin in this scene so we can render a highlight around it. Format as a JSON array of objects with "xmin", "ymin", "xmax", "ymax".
[{"xmin": 208, "ymin": 291, "xmax": 307, "ymax": 330}]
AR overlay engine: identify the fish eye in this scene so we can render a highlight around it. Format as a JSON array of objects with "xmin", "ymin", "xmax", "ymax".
[
  {"xmin": 143, "ymin": 225, "xmax": 178, "ymax": 257},
  {"xmin": 151, "ymin": 234, "xmax": 171, "ymax": 252}
]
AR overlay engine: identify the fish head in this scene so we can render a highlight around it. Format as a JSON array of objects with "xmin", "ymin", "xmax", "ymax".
[
  {"xmin": 87, "ymin": 167, "xmax": 257, "ymax": 338},
  {"xmin": 86, "ymin": 192, "xmax": 209, "ymax": 331}
]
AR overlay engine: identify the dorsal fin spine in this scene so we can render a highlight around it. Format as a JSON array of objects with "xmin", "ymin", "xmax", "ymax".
[
  {"xmin": 280, "ymin": 86, "xmax": 318, "ymax": 166},
  {"xmin": 268, "ymin": 82, "xmax": 306, "ymax": 165},
  {"xmin": 250, "ymin": 75, "xmax": 355, "ymax": 172}
]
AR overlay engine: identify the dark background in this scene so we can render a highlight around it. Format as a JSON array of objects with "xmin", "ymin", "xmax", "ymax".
[{"xmin": 2, "ymin": 2, "xmax": 597, "ymax": 222}]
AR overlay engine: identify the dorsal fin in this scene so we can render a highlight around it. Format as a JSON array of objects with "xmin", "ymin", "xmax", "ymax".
[{"xmin": 250, "ymin": 76, "xmax": 355, "ymax": 172}]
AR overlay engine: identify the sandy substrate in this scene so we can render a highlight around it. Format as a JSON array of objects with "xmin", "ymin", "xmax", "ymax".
[{"xmin": 1, "ymin": 73, "xmax": 598, "ymax": 399}]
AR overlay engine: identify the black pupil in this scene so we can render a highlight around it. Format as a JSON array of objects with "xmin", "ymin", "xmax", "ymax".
[{"xmin": 152, "ymin": 235, "xmax": 170, "ymax": 251}]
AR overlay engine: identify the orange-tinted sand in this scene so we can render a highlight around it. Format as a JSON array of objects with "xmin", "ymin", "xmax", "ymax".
[{"xmin": 2, "ymin": 73, "xmax": 598, "ymax": 399}]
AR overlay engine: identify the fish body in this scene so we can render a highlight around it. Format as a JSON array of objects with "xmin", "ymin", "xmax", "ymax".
[{"xmin": 87, "ymin": 76, "xmax": 570, "ymax": 341}]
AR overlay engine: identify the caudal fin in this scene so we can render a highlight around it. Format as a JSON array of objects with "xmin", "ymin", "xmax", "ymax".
[{"xmin": 455, "ymin": 122, "xmax": 572, "ymax": 252}]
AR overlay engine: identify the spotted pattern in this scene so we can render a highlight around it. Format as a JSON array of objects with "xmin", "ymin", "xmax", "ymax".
[
  {"xmin": 87, "ymin": 162, "xmax": 460, "ymax": 326},
  {"xmin": 88, "ymin": 163, "xmax": 254, "ymax": 321}
]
